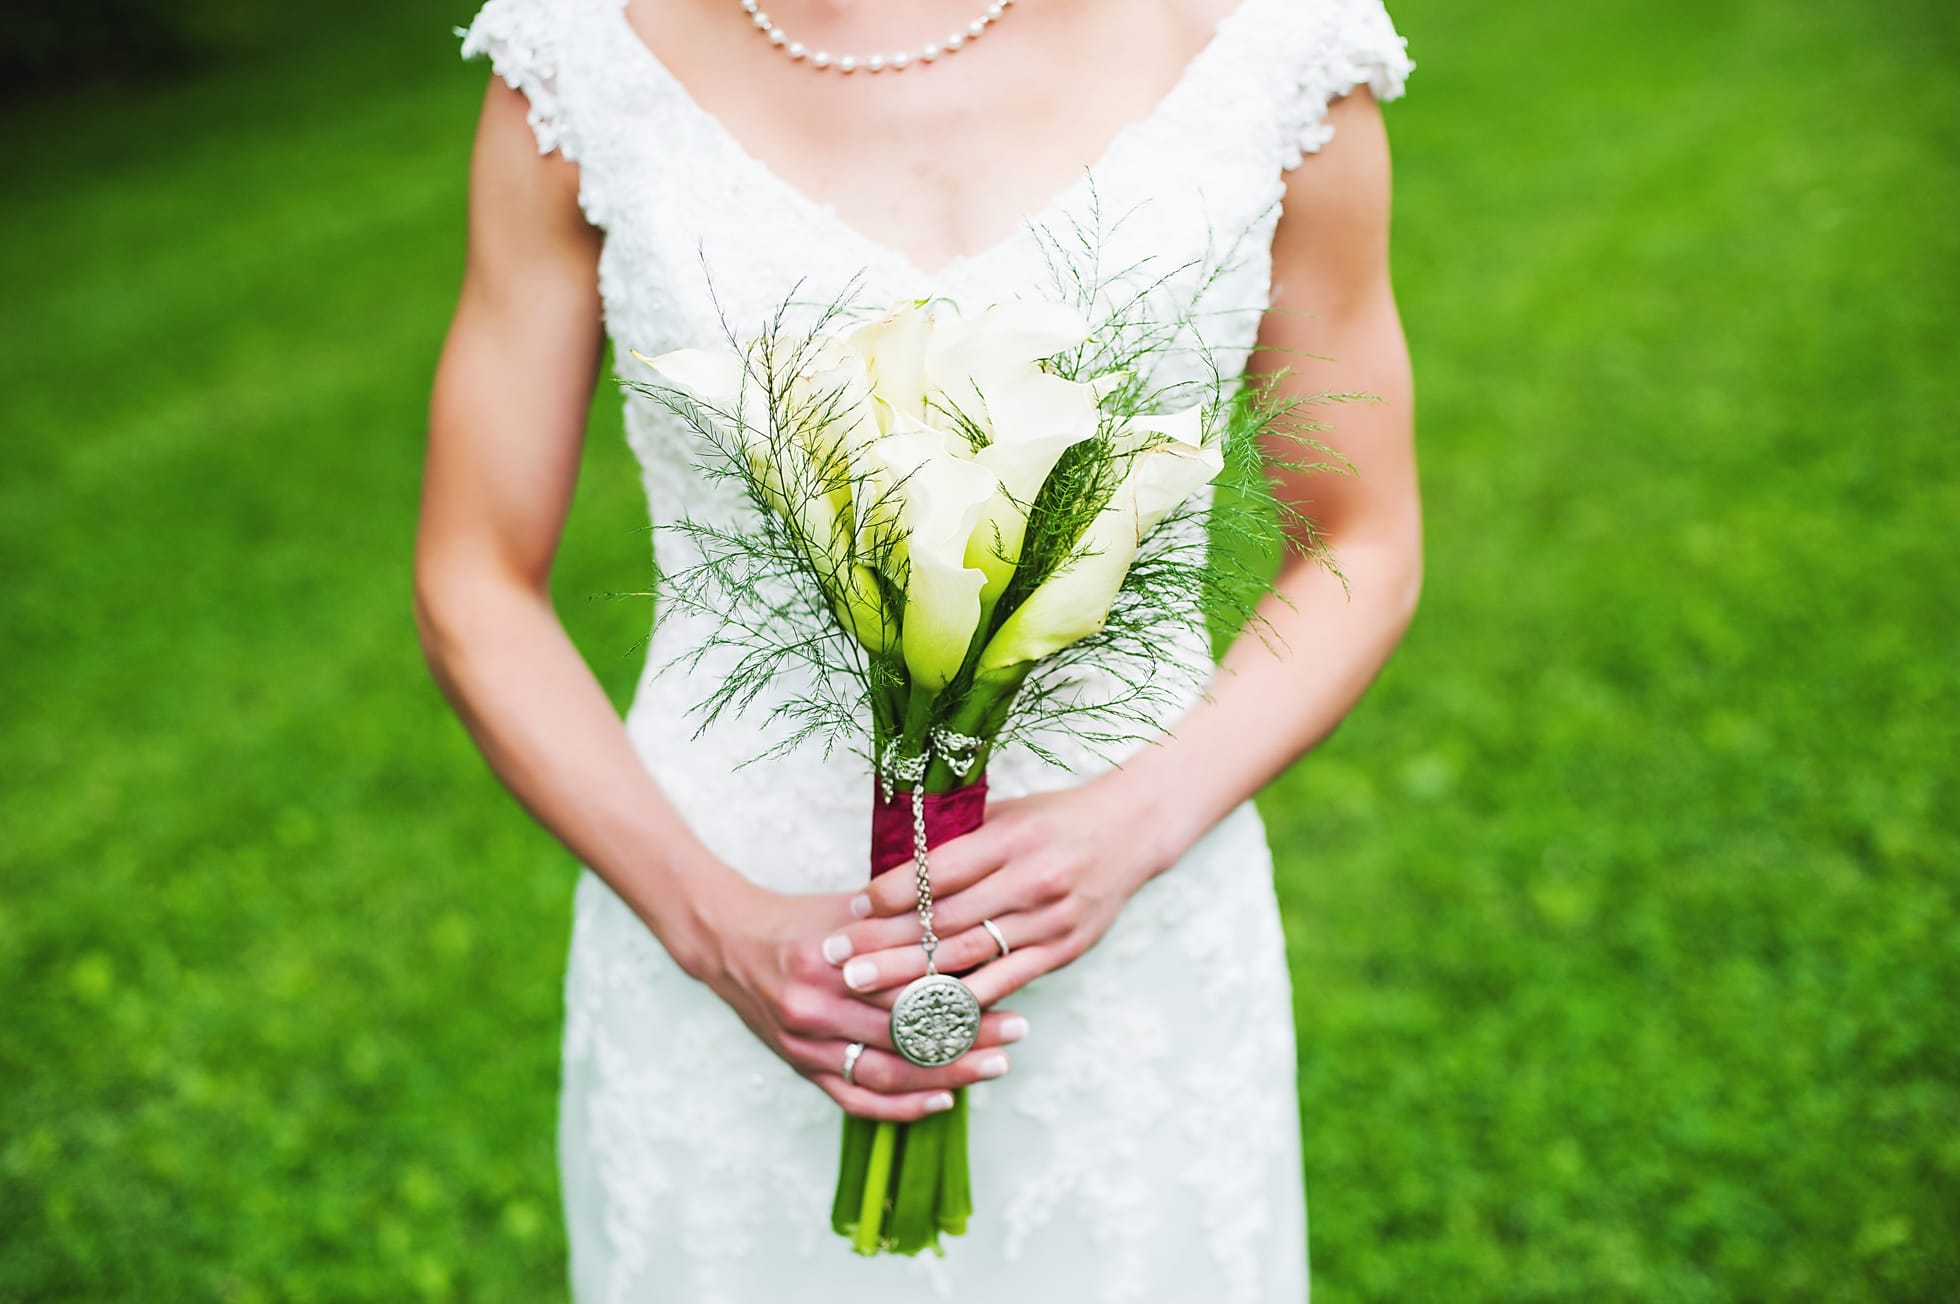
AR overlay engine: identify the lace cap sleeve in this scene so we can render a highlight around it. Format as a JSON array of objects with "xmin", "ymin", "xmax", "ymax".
[
  {"xmin": 458, "ymin": 0, "xmax": 579, "ymax": 160},
  {"xmin": 1278, "ymin": 0, "xmax": 1415, "ymax": 170}
]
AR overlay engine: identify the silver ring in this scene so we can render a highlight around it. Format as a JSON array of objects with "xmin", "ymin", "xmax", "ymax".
[
  {"xmin": 980, "ymin": 918, "xmax": 1011, "ymax": 959},
  {"xmin": 841, "ymin": 1041, "xmax": 865, "ymax": 1085}
]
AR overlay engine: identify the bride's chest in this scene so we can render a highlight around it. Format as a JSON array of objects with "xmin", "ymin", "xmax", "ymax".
[
  {"xmin": 617, "ymin": 0, "xmax": 1247, "ymax": 279},
  {"xmin": 565, "ymin": 14, "xmax": 1291, "ymax": 364}
]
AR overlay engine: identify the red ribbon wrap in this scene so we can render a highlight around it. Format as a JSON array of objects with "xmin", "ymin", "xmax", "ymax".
[{"xmin": 870, "ymin": 779, "xmax": 989, "ymax": 880}]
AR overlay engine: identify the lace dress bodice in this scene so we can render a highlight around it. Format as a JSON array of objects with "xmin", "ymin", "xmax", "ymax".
[{"xmin": 458, "ymin": 2, "xmax": 1411, "ymax": 1299}]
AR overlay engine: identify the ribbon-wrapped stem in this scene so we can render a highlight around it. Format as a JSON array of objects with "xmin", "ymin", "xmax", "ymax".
[{"xmin": 832, "ymin": 734, "xmax": 987, "ymax": 1256}]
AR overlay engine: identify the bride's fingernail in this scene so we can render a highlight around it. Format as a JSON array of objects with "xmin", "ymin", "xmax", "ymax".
[
  {"xmin": 850, "ymin": 894, "xmax": 873, "ymax": 918},
  {"xmin": 975, "ymin": 1052, "xmax": 1009, "ymax": 1079},
  {"xmin": 924, "ymin": 1092, "xmax": 955, "ymax": 1113},
  {"xmin": 998, "ymin": 1015, "xmax": 1030, "ymax": 1043},
  {"xmin": 843, "ymin": 959, "xmax": 877, "ymax": 991},
  {"xmin": 821, "ymin": 934, "xmax": 853, "ymax": 965}
]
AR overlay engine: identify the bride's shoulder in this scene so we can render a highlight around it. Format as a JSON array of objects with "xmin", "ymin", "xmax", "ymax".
[
  {"xmin": 1254, "ymin": 0, "xmax": 1415, "ymax": 170},
  {"xmin": 458, "ymin": 0, "xmax": 614, "ymax": 162}
]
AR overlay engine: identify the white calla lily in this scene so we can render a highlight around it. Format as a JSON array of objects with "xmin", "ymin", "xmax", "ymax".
[
  {"xmin": 786, "ymin": 334, "xmax": 883, "ymax": 475},
  {"xmin": 924, "ymin": 309, "xmax": 1105, "ymax": 607},
  {"xmin": 852, "ymin": 414, "xmax": 945, "ymax": 563},
  {"xmin": 636, "ymin": 341, "xmax": 893, "ymax": 654},
  {"xmin": 774, "ymin": 434, "xmax": 894, "ymax": 655},
  {"xmin": 975, "ymin": 368, "xmax": 1104, "ymax": 449},
  {"xmin": 637, "ymin": 347, "xmax": 746, "ymax": 413},
  {"xmin": 976, "ymin": 408, "xmax": 1220, "ymax": 674},
  {"xmin": 1130, "ymin": 431, "xmax": 1224, "ymax": 539},
  {"xmin": 862, "ymin": 426, "xmax": 1001, "ymax": 693},
  {"xmin": 640, "ymin": 335, "xmax": 879, "ymax": 477},
  {"xmin": 926, "ymin": 300, "xmax": 1091, "ymax": 416},
  {"xmin": 1117, "ymin": 404, "xmax": 1207, "ymax": 451},
  {"xmin": 636, "ymin": 344, "xmax": 780, "ymax": 501},
  {"xmin": 847, "ymin": 300, "xmax": 933, "ymax": 433},
  {"xmin": 964, "ymin": 370, "xmax": 1105, "ymax": 604}
]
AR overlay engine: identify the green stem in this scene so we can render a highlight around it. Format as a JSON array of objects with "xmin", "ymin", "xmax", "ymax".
[
  {"xmin": 887, "ymin": 1109, "xmax": 946, "ymax": 1254},
  {"xmin": 871, "ymin": 657, "xmax": 908, "ymax": 745},
  {"xmin": 830, "ymin": 1115, "xmax": 875, "ymax": 1238},
  {"xmin": 852, "ymin": 1120, "xmax": 898, "ymax": 1255},
  {"xmin": 900, "ymin": 682, "xmax": 938, "ymax": 758},
  {"xmin": 922, "ymin": 664, "xmax": 1032, "ymax": 790},
  {"xmin": 937, "ymin": 1088, "xmax": 972, "ymax": 1236}
]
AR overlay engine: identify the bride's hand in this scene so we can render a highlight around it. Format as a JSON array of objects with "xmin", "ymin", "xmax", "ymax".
[
  {"xmin": 694, "ymin": 877, "xmax": 1028, "ymax": 1122},
  {"xmin": 816, "ymin": 772, "xmax": 1185, "ymax": 1007}
]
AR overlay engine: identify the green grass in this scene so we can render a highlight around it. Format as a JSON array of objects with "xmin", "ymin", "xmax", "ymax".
[{"xmin": 2, "ymin": 1, "xmax": 1956, "ymax": 1298}]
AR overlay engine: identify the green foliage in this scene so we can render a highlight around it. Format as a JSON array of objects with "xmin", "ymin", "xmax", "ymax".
[
  {"xmin": 1, "ymin": 0, "xmax": 1956, "ymax": 1299},
  {"xmin": 620, "ymin": 292, "xmax": 899, "ymax": 764}
]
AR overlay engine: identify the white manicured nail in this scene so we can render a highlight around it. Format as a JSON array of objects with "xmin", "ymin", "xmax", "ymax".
[
  {"xmin": 850, "ymin": 894, "xmax": 873, "ymax": 918},
  {"xmin": 843, "ymin": 959, "xmax": 877, "ymax": 991},
  {"xmin": 924, "ymin": 1092, "xmax": 955, "ymax": 1113},
  {"xmin": 821, "ymin": 934, "xmax": 853, "ymax": 965},
  {"xmin": 975, "ymin": 1053, "xmax": 1009, "ymax": 1079},
  {"xmin": 998, "ymin": 1015, "xmax": 1029, "ymax": 1043}
]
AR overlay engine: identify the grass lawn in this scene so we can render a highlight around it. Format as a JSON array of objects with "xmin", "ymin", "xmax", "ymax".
[{"xmin": 2, "ymin": 0, "xmax": 1955, "ymax": 1298}]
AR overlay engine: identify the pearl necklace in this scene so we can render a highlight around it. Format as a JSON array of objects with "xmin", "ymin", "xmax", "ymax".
[{"xmin": 739, "ymin": 0, "xmax": 1015, "ymax": 74}]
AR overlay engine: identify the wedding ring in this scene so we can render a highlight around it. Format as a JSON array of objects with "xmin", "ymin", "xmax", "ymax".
[
  {"xmin": 841, "ymin": 1041, "xmax": 865, "ymax": 1085},
  {"xmin": 980, "ymin": 918, "xmax": 1011, "ymax": 959}
]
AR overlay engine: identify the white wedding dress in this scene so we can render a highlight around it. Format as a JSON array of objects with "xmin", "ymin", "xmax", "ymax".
[{"xmin": 458, "ymin": 2, "xmax": 1412, "ymax": 1299}]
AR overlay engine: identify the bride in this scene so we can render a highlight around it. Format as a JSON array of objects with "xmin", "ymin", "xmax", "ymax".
[{"xmin": 417, "ymin": 0, "xmax": 1420, "ymax": 1297}]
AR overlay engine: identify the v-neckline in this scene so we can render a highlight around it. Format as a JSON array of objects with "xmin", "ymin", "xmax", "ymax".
[{"xmin": 608, "ymin": 0, "xmax": 1265, "ymax": 285}]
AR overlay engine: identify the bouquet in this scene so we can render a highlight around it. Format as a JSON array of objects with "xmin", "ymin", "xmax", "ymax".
[{"xmin": 626, "ymin": 260, "xmax": 1339, "ymax": 1255}]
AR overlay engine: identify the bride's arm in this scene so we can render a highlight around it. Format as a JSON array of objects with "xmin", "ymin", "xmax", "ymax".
[
  {"xmin": 820, "ymin": 90, "xmax": 1420, "ymax": 1002},
  {"xmin": 1116, "ymin": 84, "xmax": 1423, "ymax": 859},
  {"xmin": 418, "ymin": 81, "xmax": 1022, "ymax": 1116},
  {"xmin": 419, "ymin": 81, "xmax": 731, "ymax": 976}
]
